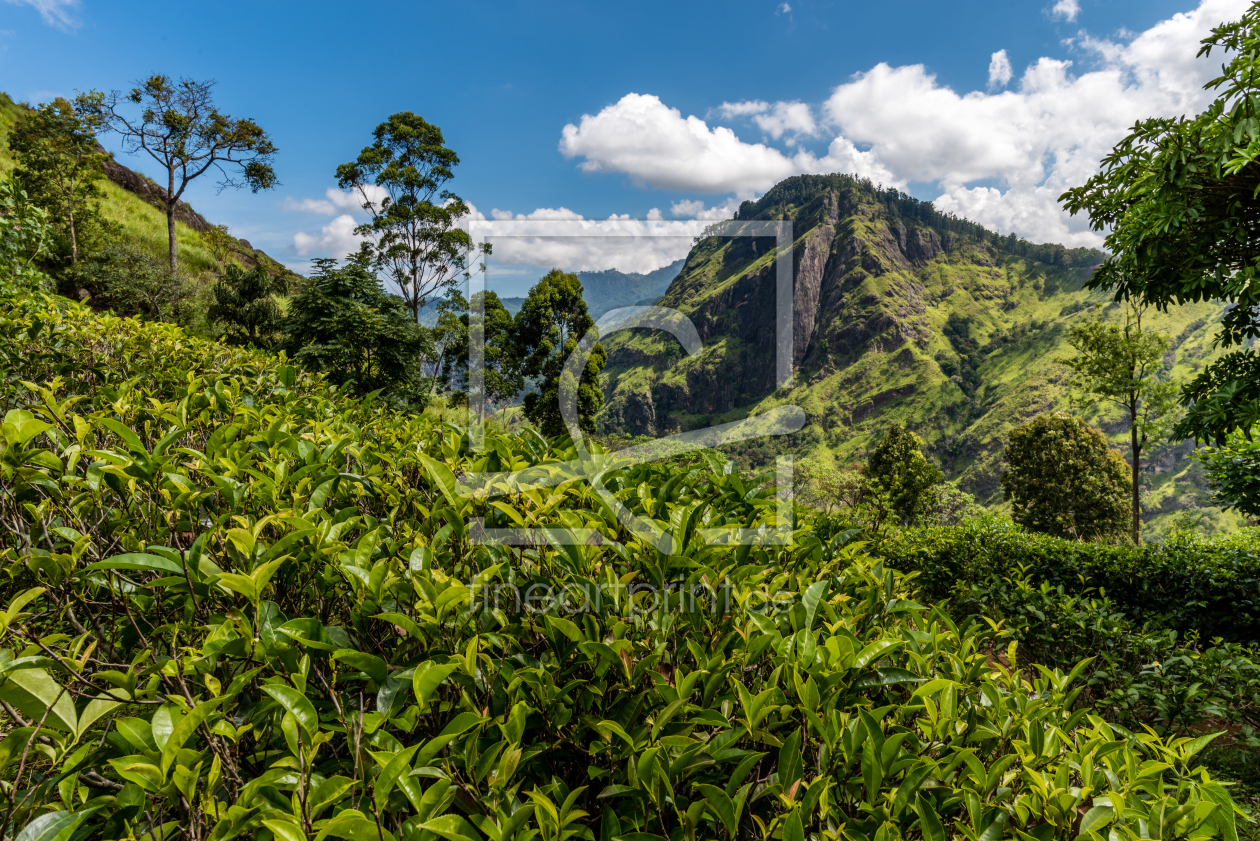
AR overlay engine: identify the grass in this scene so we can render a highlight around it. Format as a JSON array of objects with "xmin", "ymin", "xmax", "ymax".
[{"xmin": 0, "ymin": 90, "xmax": 296, "ymax": 338}]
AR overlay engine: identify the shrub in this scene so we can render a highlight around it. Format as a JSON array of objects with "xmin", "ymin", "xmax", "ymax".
[
  {"xmin": 66, "ymin": 240, "xmax": 191, "ymax": 322},
  {"xmin": 1002, "ymin": 413, "xmax": 1132, "ymax": 542},
  {"xmin": 207, "ymin": 262, "xmax": 288, "ymax": 349},
  {"xmin": 865, "ymin": 423, "xmax": 942, "ymax": 525},
  {"xmin": 0, "ymin": 291, "xmax": 1242, "ymax": 841},
  {"xmin": 283, "ymin": 256, "xmax": 431, "ymax": 409},
  {"xmin": 952, "ymin": 566, "xmax": 1260, "ymax": 740},
  {"xmin": 880, "ymin": 516, "xmax": 1260, "ymax": 644}
]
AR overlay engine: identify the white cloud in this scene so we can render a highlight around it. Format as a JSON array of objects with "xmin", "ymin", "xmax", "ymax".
[
  {"xmin": 670, "ymin": 197, "xmax": 740, "ymax": 220},
  {"xmin": 988, "ymin": 49, "xmax": 1013, "ymax": 89},
  {"xmin": 474, "ymin": 211, "xmax": 714, "ymax": 274},
  {"xmin": 283, "ymin": 186, "xmax": 388, "ymax": 215},
  {"xmin": 777, "ymin": 3, "xmax": 791, "ymax": 13},
  {"xmin": 1051, "ymin": 0, "xmax": 1081, "ymax": 22},
  {"xmin": 560, "ymin": 93, "xmax": 898, "ymax": 196},
  {"xmin": 719, "ymin": 99, "xmax": 817, "ymax": 140},
  {"xmin": 560, "ymin": 0, "xmax": 1250, "ymax": 248},
  {"xmin": 292, "ymin": 214, "xmax": 362, "ymax": 257},
  {"xmin": 5, "ymin": 0, "xmax": 79, "ymax": 29}
]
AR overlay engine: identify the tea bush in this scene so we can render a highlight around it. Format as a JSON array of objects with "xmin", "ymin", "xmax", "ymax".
[
  {"xmin": 949, "ymin": 567, "xmax": 1260, "ymax": 742},
  {"xmin": 880, "ymin": 516, "xmax": 1260, "ymax": 644},
  {"xmin": 0, "ymin": 294, "xmax": 1245, "ymax": 841}
]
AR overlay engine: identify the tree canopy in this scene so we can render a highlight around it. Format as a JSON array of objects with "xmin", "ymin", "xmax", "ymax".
[
  {"xmin": 77, "ymin": 75, "xmax": 278, "ymax": 275},
  {"xmin": 1061, "ymin": 303, "xmax": 1180, "ymax": 543},
  {"xmin": 207, "ymin": 263, "xmax": 288, "ymax": 349},
  {"xmin": 864, "ymin": 423, "xmax": 943, "ymax": 527},
  {"xmin": 9, "ymin": 98, "xmax": 107, "ymax": 264},
  {"xmin": 516, "ymin": 269, "xmax": 605, "ymax": 439},
  {"xmin": 1060, "ymin": 6, "xmax": 1260, "ymax": 446},
  {"xmin": 1002, "ymin": 413, "xmax": 1132, "ymax": 542},
  {"xmin": 283, "ymin": 257, "xmax": 429, "ymax": 409},
  {"xmin": 336, "ymin": 112, "xmax": 488, "ymax": 322}
]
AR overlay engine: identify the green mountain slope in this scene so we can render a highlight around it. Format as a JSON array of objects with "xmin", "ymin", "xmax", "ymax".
[
  {"xmin": 0, "ymin": 91, "xmax": 294, "ymax": 292},
  {"xmin": 599, "ymin": 174, "xmax": 1241, "ymax": 536},
  {"xmin": 575, "ymin": 260, "xmax": 684, "ymax": 317}
]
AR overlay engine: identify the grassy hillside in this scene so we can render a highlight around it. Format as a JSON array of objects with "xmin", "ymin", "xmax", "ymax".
[
  {"xmin": 0, "ymin": 90, "xmax": 295, "ymax": 329},
  {"xmin": 599, "ymin": 174, "xmax": 1242, "ymax": 537}
]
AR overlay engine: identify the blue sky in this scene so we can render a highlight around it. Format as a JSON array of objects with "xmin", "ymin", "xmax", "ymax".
[{"xmin": 0, "ymin": 0, "xmax": 1246, "ymax": 293}]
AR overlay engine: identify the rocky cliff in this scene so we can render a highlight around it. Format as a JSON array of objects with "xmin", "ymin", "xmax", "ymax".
[{"xmin": 598, "ymin": 174, "xmax": 1234, "ymax": 533}]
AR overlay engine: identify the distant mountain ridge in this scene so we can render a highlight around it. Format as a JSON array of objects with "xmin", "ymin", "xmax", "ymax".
[
  {"xmin": 418, "ymin": 259, "xmax": 685, "ymax": 325},
  {"xmin": 598, "ymin": 173, "xmax": 1238, "ymax": 537}
]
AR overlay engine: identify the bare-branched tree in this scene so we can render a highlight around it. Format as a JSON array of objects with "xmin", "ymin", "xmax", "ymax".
[{"xmin": 77, "ymin": 76, "xmax": 277, "ymax": 274}]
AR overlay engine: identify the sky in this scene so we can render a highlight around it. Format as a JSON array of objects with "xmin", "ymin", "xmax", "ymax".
[{"xmin": 0, "ymin": 0, "xmax": 1251, "ymax": 294}]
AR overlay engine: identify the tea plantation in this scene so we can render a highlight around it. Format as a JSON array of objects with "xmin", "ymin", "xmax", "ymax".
[{"xmin": 0, "ymin": 291, "xmax": 1249, "ymax": 840}]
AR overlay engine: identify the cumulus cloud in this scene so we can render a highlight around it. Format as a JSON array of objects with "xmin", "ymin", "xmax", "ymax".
[
  {"xmin": 472, "ymin": 211, "xmax": 717, "ymax": 274},
  {"xmin": 560, "ymin": 93, "xmax": 898, "ymax": 196},
  {"xmin": 283, "ymin": 186, "xmax": 388, "ymax": 215},
  {"xmin": 670, "ymin": 197, "xmax": 741, "ymax": 220},
  {"xmin": 288, "ymin": 196, "xmax": 697, "ymax": 275},
  {"xmin": 718, "ymin": 100, "xmax": 817, "ymax": 141},
  {"xmin": 292, "ymin": 215, "xmax": 362, "ymax": 257},
  {"xmin": 988, "ymin": 49, "xmax": 1013, "ymax": 89},
  {"xmin": 560, "ymin": 0, "xmax": 1250, "ymax": 248},
  {"xmin": 1051, "ymin": 0, "xmax": 1081, "ymax": 22},
  {"xmin": 5, "ymin": 0, "xmax": 79, "ymax": 29}
]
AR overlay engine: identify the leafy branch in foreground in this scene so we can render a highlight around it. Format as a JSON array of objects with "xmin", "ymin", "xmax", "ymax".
[{"xmin": 1061, "ymin": 4, "xmax": 1260, "ymax": 446}]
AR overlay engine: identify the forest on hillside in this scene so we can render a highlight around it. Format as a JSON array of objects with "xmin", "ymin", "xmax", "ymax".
[{"xmin": 2, "ymin": 6, "xmax": 1260, "ymax": 841}]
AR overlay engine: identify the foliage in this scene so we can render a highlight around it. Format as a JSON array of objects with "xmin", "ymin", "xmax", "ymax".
[
  {"xmin": 793, "ymin": 459, "xmax": 896, "ymax": 536},
  {"xmin": 66, "ymin": 240, "xmax": 190, "ymax": 323},
  {"xmin": 0, "ymin": 177, "xmax": 53, "ymax": 295},
  {"xmin": 0, "ymin": 289, "xmax": 1243, "ymax": 841},
  {"xmin": 517, "ymin": 269, "xmax": 606, "ymax": 439},
  {"xmin": 8, "ymin": 97, "xmax": 107, "ymax": 264},
  {"xmin": 427, "ymin": 286, "xmax": 468, "ymax": 394},
  {"xmin": 336, "ymin": 112, "xmax": 488, "ymax": 321},
  {"xmin": 1199, "ymin": 434, "xmax": 1260, "ymax": 517},
  {"xmin": 431, "ymin": 288, "xmax": 522, "ymax": 418},
  {"xmin": 202, "ymin": 223, "xmax": 238, "ymax": 265},
  {"xmin": 865, "ymin": 424, "xmax": 943, "ymax": 526},
  {"xmin": 1001, "ymin": 413, "xmax": 1132, "ymax": 542},
  {"xmin": 951, "ymin": 566, "xmax": 1260, "ymax": 742},
  {"xmin": 1060, "ymin": 6, "xmax": 1260, "ymax": 446},
  {"xmin": 77, "ymin": 75, "xmax": 278, "ymax": 274},
  {"xmin": 207, "ymin": 263, "xmax": 288, "ymax": 349},
  {"xmin": 283, "ymin": 257, "xmax": 430, "ymax": 409},
  {"xmin": 920, "ymin": 480, "xmax": 985, "ymax": 527},
  {"xmin": 1061, "ymin": 303, "xmax": 1181, "ymax": 543},
  {"xmin": 880, "ymin": 516, "xmax": 1260, "ymax": 644}
]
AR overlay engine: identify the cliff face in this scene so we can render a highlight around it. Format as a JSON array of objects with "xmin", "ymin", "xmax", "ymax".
[{"xmin": 598, "ymin": 174, "xmax": 1230, "ymax": 525}]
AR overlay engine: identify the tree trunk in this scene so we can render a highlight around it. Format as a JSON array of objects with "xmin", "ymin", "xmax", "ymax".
[
  {"xmin": 67, "ymin": 204, "xmax": 78, "ymax": 264},
  {"xmin": 167, "ymin": 169, "xmax": 178, "ymax": 276},
  {"xmin": 1130, "ymin": 419, "xmax": 1141, "ymax": 545}
]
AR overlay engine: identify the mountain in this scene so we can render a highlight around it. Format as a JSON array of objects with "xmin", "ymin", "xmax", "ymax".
[
  {"xmin": 419, "ymin": 260, "xmax": 684, "ymax": 326},
  {"xmin": 575, "ymin": 260, "xmax": 684, "ymax": 318},
  {"xmin": 598, "ymin": 174, "xmax": 1240, "ymax": 537}
]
